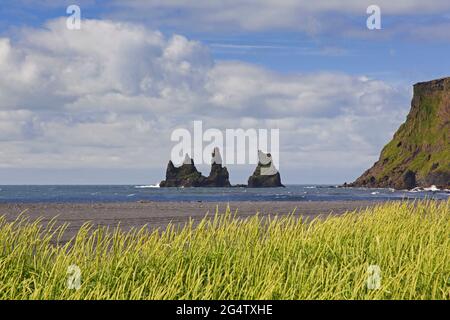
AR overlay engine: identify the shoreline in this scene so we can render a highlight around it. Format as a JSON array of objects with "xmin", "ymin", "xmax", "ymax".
[{"xmin": 0, "ymin": 200, "xmax": 394, "ymax": 242}]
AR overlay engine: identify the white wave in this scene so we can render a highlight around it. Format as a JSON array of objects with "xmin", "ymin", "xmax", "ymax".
[
  {"xmin": 127, "ymin": 194, "xmax": 136, "ymax": 197},
  {"xmin": 409, "ymin": 185, "xmax": 441, "ymax": 192},
  {"xmin": 135, "ymin": 183, "xmax": 160, "ymax": 189},
  {"xmin": 371, "ymin": 192, "xmax": 380, "ymax": 195}
]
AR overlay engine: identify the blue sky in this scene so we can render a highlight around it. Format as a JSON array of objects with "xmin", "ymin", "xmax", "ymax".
[
  {"xmin": 2, "ymin": 1, "xmax": 450, "ymax": 82},
  {"xmin": 0, "ymin": 1, "xmax": 449, "ymax": 184}
]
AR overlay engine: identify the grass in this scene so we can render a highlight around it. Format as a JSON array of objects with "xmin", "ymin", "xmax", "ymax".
[{"xmin": 0, "ymin": 200, "xmax": 448, "ymax": 300}]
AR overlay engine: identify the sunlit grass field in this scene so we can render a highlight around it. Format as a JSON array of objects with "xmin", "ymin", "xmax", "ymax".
[{"xmin": 0, "ymin": 200, "xmax": 448, "ymax": 300}]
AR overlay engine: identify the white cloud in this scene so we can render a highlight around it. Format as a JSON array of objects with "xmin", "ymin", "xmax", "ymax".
[
  {"xmin": 206, "ymin": 63, "xmax": 405, "ymax": 119},
  {"xmin": 109, "ymin": 0, "xmax": 450, "ymax": 34},
  {"xmin": 0, "ymin": 18, "xmax": 411, "ymax": 183}
]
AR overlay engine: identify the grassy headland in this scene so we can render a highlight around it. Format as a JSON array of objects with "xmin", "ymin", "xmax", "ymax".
[{"xmin": 352, "ymin": 77, "xmax": 450, "ymax": 189}]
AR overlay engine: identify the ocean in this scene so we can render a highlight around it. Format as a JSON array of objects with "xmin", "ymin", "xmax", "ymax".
[{"xmin": 0, "ymin": 185, "xmax": 448, "ymax": 203}]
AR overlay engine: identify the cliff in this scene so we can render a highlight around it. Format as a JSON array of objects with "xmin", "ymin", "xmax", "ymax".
[{"xmin": 350, "ymin": 77, "xmax": 450, "ymax": 189}]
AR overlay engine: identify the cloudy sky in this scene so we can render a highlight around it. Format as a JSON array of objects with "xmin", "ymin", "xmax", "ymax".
[{"xmin": 0, "ymin": 0, "xmax": 449, "ymax": 185}]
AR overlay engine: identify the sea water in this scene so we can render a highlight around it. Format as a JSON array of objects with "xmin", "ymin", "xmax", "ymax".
[{"xmin": 0, "ymin": 185, "xmax": 448, "ymax": 203}]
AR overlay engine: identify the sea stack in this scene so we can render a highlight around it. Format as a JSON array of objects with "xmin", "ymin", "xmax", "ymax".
[
  {"xmin": 204, "ymin": 147, "xmax": 231, "ymax": 187},
  {"xmin": 248, "ymin": 150, "xmax": 284, "ymax": 187},
  {"xmin": 160, "ymin": 148, "xmax": 231, "ymax": 187},
  {"xmin": 159, "ymin": 154, "xmax": 206, "ymax": 187},
  {"xmin": 350, "ymin": 77, "xmax": 450, "ymax": 190}
]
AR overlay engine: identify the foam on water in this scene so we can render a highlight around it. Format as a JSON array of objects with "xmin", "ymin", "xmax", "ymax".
[{"xmin": 135, "ymin": 184, "xmax": 160, "ymax": 189}]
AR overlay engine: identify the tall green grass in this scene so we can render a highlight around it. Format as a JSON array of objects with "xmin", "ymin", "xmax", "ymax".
[{"xmin": 0, "ymin": 200, "xmax": 448, "ymax": 300}]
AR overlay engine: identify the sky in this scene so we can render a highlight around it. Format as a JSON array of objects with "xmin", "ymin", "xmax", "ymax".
[{"xmin": 0, "ymin": 0, "xmax": 450, "ymax": 185}]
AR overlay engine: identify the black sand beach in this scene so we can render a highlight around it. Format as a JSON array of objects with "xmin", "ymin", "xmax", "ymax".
[{"xmin": 0, "ymin": 200, "xmax": 384, "ymax": 242}]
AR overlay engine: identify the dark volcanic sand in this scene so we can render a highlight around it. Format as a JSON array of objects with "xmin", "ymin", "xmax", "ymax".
[{"xmin": 0, "ymin": 201, "xmax": 383, "ymax": 243}]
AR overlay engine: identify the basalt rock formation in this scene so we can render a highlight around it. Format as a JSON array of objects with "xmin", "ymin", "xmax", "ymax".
[
  {"xmin": 350, "ymin": 77, "xmax": 450, "ymax": 190},
  {"xmin": 159, "ymin": 154, "xmax": 206, "ymax": 187},
  {"xmin": 204, "ymin": 147, "xmax": 231, "ymax": 187},
  {"xmin": 248, "ymin": 150, "xmax": 284, "ymax": 188},
  {"xmin": 160, "ymin": 148, "xmax": 231, "ymax": 187}
]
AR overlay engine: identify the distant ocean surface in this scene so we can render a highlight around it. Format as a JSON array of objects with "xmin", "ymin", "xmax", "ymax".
[{"xmin": 0, "ymin": 185, "xmax": 448, "ymax": 203}]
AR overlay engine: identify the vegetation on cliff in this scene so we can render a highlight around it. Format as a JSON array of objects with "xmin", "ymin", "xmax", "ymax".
[{"xmin": 352, "ymin": 77, "xmax": 450, "ymax": 189}]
